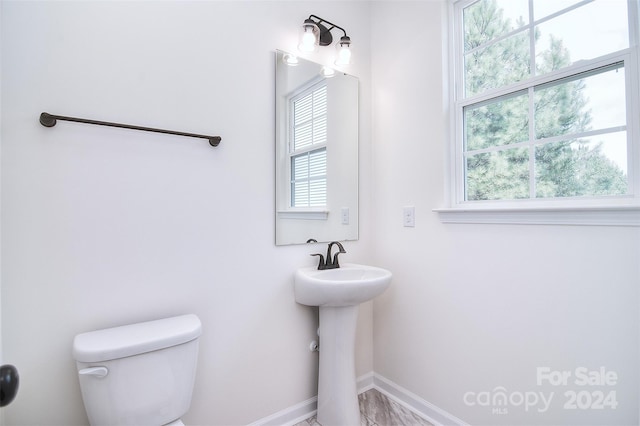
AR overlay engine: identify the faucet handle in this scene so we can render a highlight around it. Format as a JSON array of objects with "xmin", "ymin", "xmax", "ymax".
[{"xmin": 310, "ymin": 253, "xmax": 325, "ymax": 270}]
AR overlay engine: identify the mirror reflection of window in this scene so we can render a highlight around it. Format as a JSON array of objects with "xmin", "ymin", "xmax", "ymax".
[{"xmin": 290, "ymin": 82, "xmax": 328, "ymax": 207}]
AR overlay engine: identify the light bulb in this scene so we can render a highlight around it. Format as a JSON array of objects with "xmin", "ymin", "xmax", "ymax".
[
  {"xmin": 298, "ymin": 19, "xmax": 319, "ymax": 53},
  {"xmin": 300, "ymin": 32, "xmax": 316, "ymax": 51},
  {"xmin": 334, "ymin": 36, "xmax": 352, "ymax": 66}
]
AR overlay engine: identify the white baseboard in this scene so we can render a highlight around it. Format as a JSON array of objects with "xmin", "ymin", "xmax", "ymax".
[
  {"xmin": 246, "ymin": 395, "xmax": 318, "ymax": 426},
  {"xmin": 249, "ymin": 372, "xmax": 466, "ymax": 426},
  {"xmin": 371, "ymin": 373, "xmax": 468, "ymax": 426},
  {"xmin": 357, "ymin": 371, "xmax": 376, "ymax": 393}
]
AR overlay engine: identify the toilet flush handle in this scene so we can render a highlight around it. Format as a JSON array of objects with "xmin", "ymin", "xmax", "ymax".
[{"xmin": 78, "ymin": 366, "xmax": 108, "ymax": 378}]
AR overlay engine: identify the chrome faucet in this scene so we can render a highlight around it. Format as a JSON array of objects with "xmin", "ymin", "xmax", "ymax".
[{"xmin": 311, "ymin": 241, "xmax": 346, "ymax": 270}]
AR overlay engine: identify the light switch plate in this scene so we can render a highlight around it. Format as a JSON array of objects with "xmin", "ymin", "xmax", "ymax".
[
  {"xmin": 341, "ymin": 207, "xmax": 350, "ymax": 225},
  {"xmin": 403, "ymin": 206, "xmax": 415, "ymax": 227}
]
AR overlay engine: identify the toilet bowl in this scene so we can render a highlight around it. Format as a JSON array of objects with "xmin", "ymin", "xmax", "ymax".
[{"xmin": 72, "ymin": 314, "xmax": 201, "ymax": 426}]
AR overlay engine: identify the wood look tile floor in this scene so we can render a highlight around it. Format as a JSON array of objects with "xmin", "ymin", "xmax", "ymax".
[{"xmin": 293, "ymin": 389, "xmax": 434, "ymax": 426}]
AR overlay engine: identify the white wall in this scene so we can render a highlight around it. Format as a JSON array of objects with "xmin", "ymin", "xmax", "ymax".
[
  {"xmin": 0, "ymin": 1, "xmax": 373, "ymax": 424},
  {"xmin": 4, "ymin": 1, "xmax": 638, "ymax": 425},
  {"xmin": 371, "ymin": 1, "xmax": 640, "ymax": 425},
  {"xmin": 0, "ymin": 0, "xmax": 3, "ymax": 413}
]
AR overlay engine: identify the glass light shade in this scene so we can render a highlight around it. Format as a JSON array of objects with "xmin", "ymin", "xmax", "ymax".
[
  {"xmin": 283, "ymin": 54, "xmax": 299, "ymax": 66},
  {"xmin": 299, "ymin": 20, "xmax": 320, "ymax": 53},
  {"xmin": 320, "ymin": 66, "xmax": 336, "ymax": 77},
  {"xmin": 334, "ymin": 36, "xmax": 352, "ymax": 66}
]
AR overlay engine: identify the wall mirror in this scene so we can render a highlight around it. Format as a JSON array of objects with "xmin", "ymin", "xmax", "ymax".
[{"xmin": 275, "ymin": 50, "xmax": 359, "ymax": 246}]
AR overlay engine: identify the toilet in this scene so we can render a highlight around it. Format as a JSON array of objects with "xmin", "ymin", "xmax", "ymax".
[{"xmin": 72, "ymin": 314, "xmax": 202, "ymax": 426}]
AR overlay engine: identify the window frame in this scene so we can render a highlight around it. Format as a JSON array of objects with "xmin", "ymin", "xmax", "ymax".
[
  {"xmin": 283, "ymin": 78, "xmax": 329, "ymax": 218},
  {"xmin": 439, "ymin": 0, "xmax": 640, "ymax": 225},
  {"xmin": 290, "ymin": 147, "xmax": 327, "ymax": 208}
]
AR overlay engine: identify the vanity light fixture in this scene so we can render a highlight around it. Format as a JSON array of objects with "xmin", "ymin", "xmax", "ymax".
[{"xmin": 298, "ymin": 15, "xmax": 352, "ymax": 66}]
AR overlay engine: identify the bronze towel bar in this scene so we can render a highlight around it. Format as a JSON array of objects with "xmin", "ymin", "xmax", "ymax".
[{"xmin": 39, "ymin": 112, "xmax": 221, "ymax": 147}]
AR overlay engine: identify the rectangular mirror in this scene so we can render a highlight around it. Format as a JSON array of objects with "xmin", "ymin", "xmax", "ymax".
[{"xmin": 275, "ymin": 50, "xmax": 359, "ymax": 246}]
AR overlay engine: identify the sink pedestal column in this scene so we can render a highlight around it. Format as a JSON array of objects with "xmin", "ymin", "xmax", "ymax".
[{"xmin": 317, "ymin": 305, "xmax": 360, "ymax": 426}]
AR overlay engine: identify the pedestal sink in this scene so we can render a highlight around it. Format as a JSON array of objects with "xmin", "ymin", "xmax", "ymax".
[{"xmin": 294, "ymin": 263, "xmax": 392, "ymax": 426}]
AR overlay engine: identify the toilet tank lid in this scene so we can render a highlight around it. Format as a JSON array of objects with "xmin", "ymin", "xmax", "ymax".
[{"xmin": 73, "ymin": 314, "xmax": 202, "ymax": 363}]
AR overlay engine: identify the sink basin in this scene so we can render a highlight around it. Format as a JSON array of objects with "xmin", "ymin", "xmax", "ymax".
[{"xmin": 294, "ymin": 263, "xmax": 392, "ymax": 307}]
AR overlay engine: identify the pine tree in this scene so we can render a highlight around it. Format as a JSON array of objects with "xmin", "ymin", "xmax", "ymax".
[{"xmin": 463, "ymin": 0, "xmax": 627, "ymax": 200}]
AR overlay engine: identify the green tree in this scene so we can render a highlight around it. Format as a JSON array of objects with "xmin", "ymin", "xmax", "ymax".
[{"xmin": 463, "ymin": 0, "xmax": 627, "ymax": 201}]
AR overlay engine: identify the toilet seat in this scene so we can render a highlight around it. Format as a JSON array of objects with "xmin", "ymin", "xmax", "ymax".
[{"xmin": 164, "ymin": 420, "xmax": 184, "ymax": 426}]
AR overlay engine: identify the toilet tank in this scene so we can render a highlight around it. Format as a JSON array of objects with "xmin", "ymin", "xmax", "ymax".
[{"xmin": 73, "ymin": 314, "xmax": 202, "ymax": 426}]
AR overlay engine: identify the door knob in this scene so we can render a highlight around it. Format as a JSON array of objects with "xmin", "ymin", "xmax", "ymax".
[{"xmin": 0, "ymin": 364, "xmax": 19, "ymax": 407}]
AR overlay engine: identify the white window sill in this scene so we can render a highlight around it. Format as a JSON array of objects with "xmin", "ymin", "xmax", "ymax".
[
  {"xmin": 434, "ymin": 205, "xmax": 640, "ymax": 226},
  {"xmin": 277, "ymin": 210, "xmax": 329, "ymax": 220}
]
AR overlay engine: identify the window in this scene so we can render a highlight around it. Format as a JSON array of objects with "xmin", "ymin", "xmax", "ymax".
[
  {"xmin": 290, "ymin": 82, "xmax": 328, "ymax": 208},
  {"xmin": 447, "ymin": 0, "xmax": 640, "ymax": 222}
]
